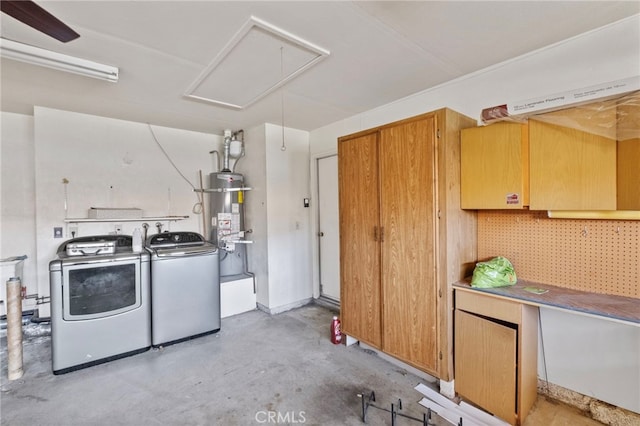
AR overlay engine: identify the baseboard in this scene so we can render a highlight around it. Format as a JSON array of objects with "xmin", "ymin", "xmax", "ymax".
[
  {"xmin": 313, "ymin": 296, "xmax": 339, "ymax": 312},
  {"xmin": 256, "ymin": 297, "xmax": 314, "ymax": 315},
  {"xmin": 358, "ymin": 341, "xmax": 439, "ymax": 385}
]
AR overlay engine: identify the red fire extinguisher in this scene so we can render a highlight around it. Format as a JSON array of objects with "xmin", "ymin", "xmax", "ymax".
[{"xmin": 331, "ymin": 315, "xmax": 342, "ymax": 344}]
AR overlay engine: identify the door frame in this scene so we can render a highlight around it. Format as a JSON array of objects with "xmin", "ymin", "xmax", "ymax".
[{"xmin": 310, "ymin": 149, "xmax": 338, "ymax": 302}]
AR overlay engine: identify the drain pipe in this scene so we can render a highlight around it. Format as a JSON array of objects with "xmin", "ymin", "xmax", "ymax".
[
  {"xmin": 209, "ymin": 150, "xmax": 220, "ymax": 173},
  {"xmin": 1, "ymin": 255, "xmax": 26, "ymax": 380},
  {"xmin": 6, "ymin": 277, "xmax": 23, "ymax": 380}
]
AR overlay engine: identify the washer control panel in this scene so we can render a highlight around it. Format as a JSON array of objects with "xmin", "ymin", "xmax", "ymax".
[{"xmin": 147, "ymin": 232, "xmax": 205, "ymax": 247}]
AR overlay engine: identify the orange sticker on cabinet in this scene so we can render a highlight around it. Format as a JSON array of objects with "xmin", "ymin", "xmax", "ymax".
[{"xmin": 506, "ymin": 193, "xmax": 520, "ymax": 205}]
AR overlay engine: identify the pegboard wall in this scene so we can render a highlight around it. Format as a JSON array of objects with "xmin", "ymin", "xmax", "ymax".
[{"xmin": 478, "ymin": 210, "xmax": 639, "ymax": 298}]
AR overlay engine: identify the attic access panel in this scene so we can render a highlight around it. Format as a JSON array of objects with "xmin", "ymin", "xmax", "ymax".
[{"xmin": 184, "ymin": 16, "xmax": 329, "ymax": 110}]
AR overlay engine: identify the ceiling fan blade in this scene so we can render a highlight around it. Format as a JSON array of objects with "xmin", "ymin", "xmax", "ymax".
[{"xmin": 1, "ymin": 0, "xmax": 79, "ymax": 43}]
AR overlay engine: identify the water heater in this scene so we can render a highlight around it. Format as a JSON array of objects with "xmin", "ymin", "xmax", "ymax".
[{"xmin": 209, "ymin": 172, "xmax": 249, "ymax": 277}]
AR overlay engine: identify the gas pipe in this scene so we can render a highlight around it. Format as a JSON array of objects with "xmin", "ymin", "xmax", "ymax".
[{"xmin": 330, "ymin": 315, "xmax": 342, "ymax": 344}]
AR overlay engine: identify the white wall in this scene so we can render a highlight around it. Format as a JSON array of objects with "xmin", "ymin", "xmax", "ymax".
[
  {"xmin": 539, "ymin": 309, "xmax": 640, "ymax": 413},
  {"xmin": 239, "ymin": 124, "xmax": 313, "ymax": 313},
  {"xmin": 2, "ymin": 107, "xmax": 314, "ymax": 319},
  {"xmin": 310, "ymin": 14, "xmax": 640, "ymax": 154},
  {"xmin": 1, "ymin": 112, "xmax": 37, "ymax": 313},
  {"xmin": 308, "ymin": 15, "xmax": 640, "ymax": 413},
  {"xmin": 264, "ymin": 124, "xmax": 312, "ymax": 311},
  {"xmin": 238, "ymin": 125, "xmax": 269, "ymax": 307},
  {"xmin": 4, "ymin": 107, "xmax": 222, "ymax": 316}
]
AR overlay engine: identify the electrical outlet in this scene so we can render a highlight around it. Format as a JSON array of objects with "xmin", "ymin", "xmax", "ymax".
[
  {"xmin": 68, "ymin": 225, "xmax": 78, "ymax": 238},
  {"xmin": 114, "ymin": 224, "xmax": 123, "ymax": 234},
  {"xmin": 54, "ymin": 227, "xmax": 63, "ymax": 238}
]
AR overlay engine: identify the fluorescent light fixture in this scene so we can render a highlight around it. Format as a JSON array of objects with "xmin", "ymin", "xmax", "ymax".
[
  {"xmin": 547, "ymin": 210, "xmax": 640, "ymax": 220},
  {"xmin": 0, "ymin": 38, "xmax": 118, "ymax": 82}
]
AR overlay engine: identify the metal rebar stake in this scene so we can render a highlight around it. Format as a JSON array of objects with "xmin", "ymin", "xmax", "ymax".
[{"xmin": 357, "ymin": 390, "xmax": 436, "ymax": 425}]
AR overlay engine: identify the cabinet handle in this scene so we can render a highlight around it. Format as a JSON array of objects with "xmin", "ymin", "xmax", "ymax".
[
  {"xmin": 373, "ymin": 226, "xmax": 378, "ymax": 242},
  {"xmin": 380, "ymin": 227, "xmax": 385, "ymax": 242}
]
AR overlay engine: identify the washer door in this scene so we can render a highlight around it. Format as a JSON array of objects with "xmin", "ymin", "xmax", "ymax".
[{"xmin": 62, "ymin": 258, "xmax": 142, "ymax": 321}]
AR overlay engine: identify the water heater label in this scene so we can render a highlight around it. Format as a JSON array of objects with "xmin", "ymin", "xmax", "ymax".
[
  {"xmin": 218, "ymin": 213, "xmax": 240, "ymax": 234},
  {"xmin": 232, "ymin": 203, "xmax": 239, "ymax": 214}
]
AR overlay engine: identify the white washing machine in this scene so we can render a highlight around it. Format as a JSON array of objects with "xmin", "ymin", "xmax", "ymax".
[
  {"xmin": 146, "ymin": 232, "xmax": 220, "ymax": 347},
  {"xmin": 49, "ymin": 235, "xmax": 151, "ymax": 374}
]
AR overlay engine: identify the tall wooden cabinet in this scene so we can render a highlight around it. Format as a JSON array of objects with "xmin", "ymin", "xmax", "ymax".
[
  {"xmin": 338, "ymin": 109, "xmax": 477, "ymax": 379},
  {"xmin": 338, "ymin": 132, "xmax": 382, "ymax": 348}
]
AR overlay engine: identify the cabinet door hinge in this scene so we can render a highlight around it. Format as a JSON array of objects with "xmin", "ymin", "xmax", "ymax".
[
  {"xmin": 437, "ymin": 210, "xmax": 441, "ymax": 219},
  {"xmin": 438, "ymin": 288, "xmax": 442, "ymax": 298},
  {"xmin": 439, "ymin": 351, "xmax": 443, "ymax": 360},
  {"xmin": 437, "ymin": 129, "xmax": 441, "ymax": 139}
]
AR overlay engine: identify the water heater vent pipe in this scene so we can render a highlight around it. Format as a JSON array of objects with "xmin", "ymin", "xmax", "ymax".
[{"xmin": 222, "ymin": 129, "xmax": 232, "ymax": 172}]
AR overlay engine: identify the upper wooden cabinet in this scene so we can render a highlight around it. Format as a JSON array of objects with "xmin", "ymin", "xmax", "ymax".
[
  {"xmin": 617, "ymin": 94, "xmax": 640, "ymax": 210},
  {"xmin": 529, "ymin": 117, "xmax": 617, "ymax": 210},
  {"xmin": 461, "ymin": 91, "xmax": 640, "ymax": 212},
  {"xmin": 338, "ymin": 108, "xmax": 477, "ymax": 380},
  {"xmin": 461, "ymin": 122, "xmax": 529, "ymax": 209}
]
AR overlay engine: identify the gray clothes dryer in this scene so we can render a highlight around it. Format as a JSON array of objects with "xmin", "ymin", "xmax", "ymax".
[
  {"xmin": 146, "ymin": 232, "xmax": 220, "ymax": 347},
  {"xmin": 49, "ymin": 235, "xmax": 151, "ymax": 374}
]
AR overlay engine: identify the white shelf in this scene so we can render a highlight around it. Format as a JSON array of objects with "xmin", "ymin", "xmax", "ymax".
[{"xmin": 64, "ymin": 216, "xmax": 189, "ymax": 223}]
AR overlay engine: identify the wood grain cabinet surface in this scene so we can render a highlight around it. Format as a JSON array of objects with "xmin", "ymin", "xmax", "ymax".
[
  {"xmin": 461, "ymin": 92, "xmax": 640, "ymax": 212},
  {"xmin": 455, "ymin": 309, "xmax": 517, "ymax": 424},
  {"xmin": 454, "ymin": 289, "xmax": 538, "ymax": 426},
  {"xmin": 529, "ymin": 118, "xmax": 617, "ymax": 210},
  {"xmin": 461, "ymin": 118, "xmax": 617, "ymax": 211},
  {"xmin": 616, "ymin": 94, "xmax": 640, "ymax": 210},
  {"xmin": 338, "ymin": 131, "xmax": 382, "ymax": 348},
  {"xmin": 461, "ymin": 122, "xmax": 529, "ymax": 209},
  {"xmin": 338, "ymin": 108, "xmax": 477, "ymax": 380}
]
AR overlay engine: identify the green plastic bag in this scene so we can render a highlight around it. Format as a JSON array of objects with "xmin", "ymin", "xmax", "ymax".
[{"xmin": 471, "ymin": 256, "xmax": 517, "ymax": 288}]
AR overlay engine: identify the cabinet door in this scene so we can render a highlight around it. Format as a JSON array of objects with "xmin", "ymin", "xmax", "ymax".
[
  {"xmin": 529, "ymin": 119, "xmax": 616, "ymax": 210},
  {"xmin": 379, "ymin": 117, "xmax": 438, "ymax": 372},
  {"xmin": 461, "ymin": 122, "xmax": 529, "ymax": 209},
  {"xmin": 617, "ymin": 139, "xmax": 640, "ymax": 210},
  {"xmin": 455, "ymin": 309, "xmax": 517, "ymax": 425},
  {"xmin": 617, "ymin": 98, "xmax": 640, "ymax": 210},
  {"xmin": 338, "ymin": 132, "xmax": 382, "ymax": 348}
]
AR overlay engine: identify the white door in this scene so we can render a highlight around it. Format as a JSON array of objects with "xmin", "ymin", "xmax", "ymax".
[{"xmin": 317, "ymin": 155, "xmax": 340, "ymax": 301}]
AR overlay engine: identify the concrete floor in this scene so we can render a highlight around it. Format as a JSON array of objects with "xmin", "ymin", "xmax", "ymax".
[{"xmin": 1, "ymin": 304, "xmax": 602, "ymax": 425}]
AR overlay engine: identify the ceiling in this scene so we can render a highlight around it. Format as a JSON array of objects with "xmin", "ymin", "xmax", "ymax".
[{"xmin": 1, "ymin": 1, "xmax": 639, "ymax": 135}]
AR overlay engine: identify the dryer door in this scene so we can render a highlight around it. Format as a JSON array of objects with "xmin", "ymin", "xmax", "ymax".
[{"xmin": 62, "ymin": 258, "xmax": 142, "ymax": 321}]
